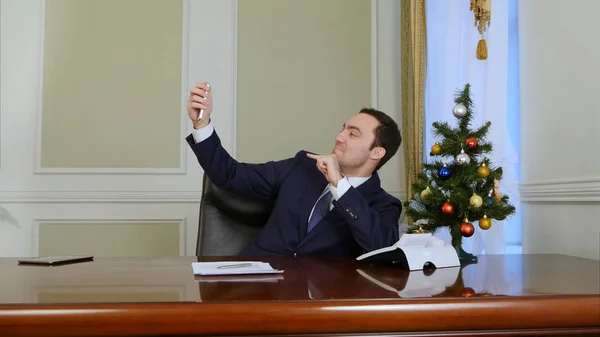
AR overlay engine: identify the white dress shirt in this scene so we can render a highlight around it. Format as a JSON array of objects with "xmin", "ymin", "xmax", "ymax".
[{"xmin": 191, "ymin": 121, "xmax": 370, "ymax": 220}]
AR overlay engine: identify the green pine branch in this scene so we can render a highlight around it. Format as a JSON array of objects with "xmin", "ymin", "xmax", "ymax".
[
  {"xmin": 455, "ymin": 84, "xmax": 475, "ymax": 131},
  {"xmin": 472, "ymin": 121, "xmax": 492, "ymax": 139},
  {"xmin": 432, "ymin": 121, "xmax": 457, "ymax": 140}
]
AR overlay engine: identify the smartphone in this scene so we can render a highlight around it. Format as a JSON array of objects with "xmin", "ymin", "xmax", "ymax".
[{"xmin": 17, "ymin": 256, "xmax": 94, "ymax": 266}]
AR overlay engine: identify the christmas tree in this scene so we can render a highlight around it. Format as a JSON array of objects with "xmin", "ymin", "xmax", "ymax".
[{"xmin": 405, "ymin": 83, "xmax": 516, "ymax": 263}]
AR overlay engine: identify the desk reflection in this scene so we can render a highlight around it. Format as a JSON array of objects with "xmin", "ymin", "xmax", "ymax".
[
  {"xmin": 1, "ymin": 254, "xmax": 597, "ymax": 305},
  {"xmin": 196, "ymin": 256, "xmax": 483, "ymax": 301}
]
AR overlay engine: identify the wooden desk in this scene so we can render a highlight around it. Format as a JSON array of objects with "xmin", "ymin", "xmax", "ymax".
[{"xmin": 0, "ymin": 254, "xmax": 598, "ymax": 336}]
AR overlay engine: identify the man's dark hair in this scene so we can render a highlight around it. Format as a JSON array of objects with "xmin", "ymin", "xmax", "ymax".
[{"xmin": 359, "ymin": 108, "xmax": 402, "ymax": 171}]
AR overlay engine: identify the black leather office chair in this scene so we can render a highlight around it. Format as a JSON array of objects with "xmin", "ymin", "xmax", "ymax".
[{"xmin": 196, "ymin": 174, "xmax": 275, "ymax": 256}]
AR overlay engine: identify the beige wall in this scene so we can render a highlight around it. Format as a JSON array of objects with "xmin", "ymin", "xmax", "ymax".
[
  {"xmin": 374, "ymin": 0, "xmax": 405, "ymax": 206},
  {"xmin": 18, "ymin": 0, "xmax": 404, "ymax": 258},
  {"xmin": 236, "ymin": 0, "xmax": 372, "ymax": 163},
  {"xmin": 518, "ymin": 0, "xmax": 600, "ymax": 260},
  {"xmin": 40, "ymin": 0, "xmax": 182, "ymax": 169}
]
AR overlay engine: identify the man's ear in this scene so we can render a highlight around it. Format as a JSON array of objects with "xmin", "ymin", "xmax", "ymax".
[{"xmin": 370, "ymin": 147, "xmax": 386, "ymax": 161}]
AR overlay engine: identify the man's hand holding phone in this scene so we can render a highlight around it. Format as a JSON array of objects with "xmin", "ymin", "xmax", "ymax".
[{"xmin": 188, "ymin": 81, "xmax": 212, "ymax": 129}]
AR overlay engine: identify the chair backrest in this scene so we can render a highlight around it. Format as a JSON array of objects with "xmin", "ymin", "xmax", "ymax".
[{"xmin": 196, "ymin": 174, "xmax": 274, "ymax": 256}]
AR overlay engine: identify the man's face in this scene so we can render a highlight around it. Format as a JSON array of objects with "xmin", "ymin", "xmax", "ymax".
[{"xmin": 332, "ymin": 113, "xmax": 382, "ymax": 173}]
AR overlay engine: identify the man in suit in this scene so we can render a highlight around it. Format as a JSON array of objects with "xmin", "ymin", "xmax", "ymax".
[{"xmin": 186, "ymin": 81, "xmax": 402, "ymax": 257}]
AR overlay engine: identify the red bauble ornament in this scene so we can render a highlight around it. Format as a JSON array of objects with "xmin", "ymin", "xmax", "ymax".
[
  {"xmin": 460, "ymin": 221, "xmax": 475, "ymax": 237},
  {"xmin": 466, "ymin": 137, "xmax": 478, "ymax": 149},
  {"xmin": 461, "ymin": 287, "xmax": 476, "ymax": 297},
  {"xmin": 441, "ymin": 201, "xmax": 454, "ymax": 215}
]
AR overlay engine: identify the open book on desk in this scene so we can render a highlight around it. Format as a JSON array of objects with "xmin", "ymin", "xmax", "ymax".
[
  {"xmin": 357, "ymin": 233, "xmax": 460, "ymax": 270},
  {"xmin": 191, "ymin": 261, "xmax": 284, "ymax": 276}
]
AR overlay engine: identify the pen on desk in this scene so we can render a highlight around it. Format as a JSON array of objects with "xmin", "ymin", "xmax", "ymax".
[{"xmin": 217, "ymin": 263, "xmax": 252, "ymax": 269}]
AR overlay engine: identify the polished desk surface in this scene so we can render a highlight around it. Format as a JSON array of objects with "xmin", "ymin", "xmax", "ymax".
[{"xmin": 0, "ymin": 254, "xmax": 598, "ymax": 336}]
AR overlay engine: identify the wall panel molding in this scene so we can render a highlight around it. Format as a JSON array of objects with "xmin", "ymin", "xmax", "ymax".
[
  {"xmin": 520, "ymin": 177, "xmax": 600, "ymax": 204},
  {"xmin": 0, "ymin": 0, "xmax": 233, "ymax": 257},
  {"xmin": 33, "ymin": 0, "xmax": 191, "ymax": 175},
  {"xmin": 0, "ymin": 191, "xmax": 201, "ymax": 203},
  {"xmin": 371, "ymin": 0, "xmax": 379, "ymax": 109},
  {"xmin": 231, "ymin": 0, "xmax": 239, "ymax": 158},
  {"xmin": 32, "ymin": 217, "xmax": 187, "ymax": 256}
]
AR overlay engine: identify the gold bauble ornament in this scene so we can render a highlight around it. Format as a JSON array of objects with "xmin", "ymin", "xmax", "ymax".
[
  {"xmin": 430, "ymin": 142, "xmax": 442, "ymax": 155},
  {"xmin": 479, "ymin": 214, "xmax": 492, "ymax": 230},
  {"xmin": 477, "ymin": 162, "xmax": 491, "ymax": 178},
  {"xmin": 420, "ymin": 186, "xmax": 432, "ymax": 199},
  {"xmin": 469, "ymin": 192, "xmax": 483, "ymax": 208}
]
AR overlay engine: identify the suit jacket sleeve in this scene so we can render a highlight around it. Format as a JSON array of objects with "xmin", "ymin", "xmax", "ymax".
[
  {"xmin": 186, "ymin": 131, "xmax": 296, "ymax": 200},
  {"xmin": 332, "ymin": 188, "xmax": 401, "ymax": 253}
]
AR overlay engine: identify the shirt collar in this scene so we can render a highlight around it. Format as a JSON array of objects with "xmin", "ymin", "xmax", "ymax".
[
  {"xmin": 324, "ymin": 176, "xmax": 372, "ymax": 190},
  {"xmin": 345, "ymin": 176, "xmax": 371, "ymax": 188}
]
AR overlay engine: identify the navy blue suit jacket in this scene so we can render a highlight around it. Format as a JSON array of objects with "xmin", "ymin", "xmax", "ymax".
[{"xmin": 187, "ymin": 130, "xmax": 401, "ymax": 257}]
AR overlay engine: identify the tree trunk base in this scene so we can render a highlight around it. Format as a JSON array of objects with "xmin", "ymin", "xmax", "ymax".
[{"xmin": 456, "ymin": 246, "xmax": 478, "ymax": 266}]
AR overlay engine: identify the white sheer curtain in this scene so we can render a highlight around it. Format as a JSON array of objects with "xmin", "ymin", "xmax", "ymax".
[{"xmin": 425, "ymin": 0, "xmax": 521, "ymax": 255}]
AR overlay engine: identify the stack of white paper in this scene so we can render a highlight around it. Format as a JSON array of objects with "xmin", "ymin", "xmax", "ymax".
[
  {"xmin": 194, "ymin": 274, "xmax": 284, "ymax": 283},
  {"xmin": 191, "ymin": 261, "xmax": 284, "ymax": 276}
]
